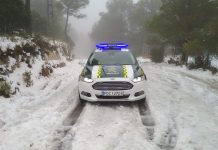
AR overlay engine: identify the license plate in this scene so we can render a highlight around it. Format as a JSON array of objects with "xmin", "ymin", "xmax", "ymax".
[{"xmin": 102, "ymin": 91, "xmax": 124, "ymax": 96}]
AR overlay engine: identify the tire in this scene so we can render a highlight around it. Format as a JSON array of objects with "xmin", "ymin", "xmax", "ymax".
[
  {"xmin": 137, "ymin": 97, "xmax": 146, "ymax": 104},
  {"xmin": 138, "ymin": 97, "xmax": 149, "ymax": 112},
  {"xmin": 79, "ymin": 94, "xmax": 86, "ymax": 103}
]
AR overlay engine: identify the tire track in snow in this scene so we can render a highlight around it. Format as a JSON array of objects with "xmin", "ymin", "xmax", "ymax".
[
  {"xmin": 178, "ymin": 71, "xmax": 218, "ymax": 92},
  {"xmin": 53, "ymin": 101, "xmax": 86, "ymax": 150},
  {"xmin": 63, "ymin": 101, "xmax": 86, "ymax": 126},
  {"xmin": 157, "ymin": 117, "xmax": 178, "ymax": 150},
  {"xmin": 53, "ymin": 101, "xmax": 158, "ymax": 150},
  {"xmin": 52, "ymin": 80, "xmax": 62, "ymax": 90},
  {"xmin": 141, "ymin": 63, "xmax": 181, "ymax": 149},
  {"xmin": 141, "ymin": 63, "xmax": 217, "ymax": 149},
  {"xmin": 138, "ymin": 99, "xmax": 155, "ymax": 141}
]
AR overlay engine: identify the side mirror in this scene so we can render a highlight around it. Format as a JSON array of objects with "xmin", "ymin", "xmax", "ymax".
[
  {"xmin": 144, "ymin": 74, "xmax": 147, "ymax": 80},
  {"xmin": 137, "ymin": 57, "xmax": 144, "ymax": 66},
  {"xmin": 79, "ymin": 59, "xmax": 87, "ymax": 67},
  {"xmin": 137, "ymin": 57, "xmax": 151, "ymax": 66}
]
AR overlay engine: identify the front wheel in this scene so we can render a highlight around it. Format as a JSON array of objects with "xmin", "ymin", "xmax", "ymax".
[
  {"xmin": 79, "ymin": 93, "xmax": 86, "ymax": 104},
  {"xmin": 137, "ymin": 97, "xmax": 146, "ymax": 104},
  {"xmin": 137, "ymin": 97, "xmax": 149, "ymax": 112}
]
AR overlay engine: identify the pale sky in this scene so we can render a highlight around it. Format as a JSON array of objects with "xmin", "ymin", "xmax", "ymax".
[
  {"xmin": 69, "ymin": 0, "xmax": 138, "ymax": 58},
  {"xmin": 70, "ymin": 0, "xmax": 108, "ymax": 35},
  {"xmin": 69, "ymin": 0, "xmax": 108, "ymax": 58},
  {"xmin": 70, "ymin": 0, "xmax": 139, "ymax": 35}
]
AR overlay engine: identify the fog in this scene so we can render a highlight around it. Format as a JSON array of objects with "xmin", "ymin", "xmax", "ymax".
[
  {"xmin": 1, "ymin": 1, "xmax": 218, "ymax": 149},
  {"xmin": 70, "ymin": 0, "xmax": 108, "ymax": 58}
]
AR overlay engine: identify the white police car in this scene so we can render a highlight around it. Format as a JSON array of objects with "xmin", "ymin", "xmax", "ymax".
[{"xmin": 79, "ymin": 43, "xmax": 147, "ymax": 102}]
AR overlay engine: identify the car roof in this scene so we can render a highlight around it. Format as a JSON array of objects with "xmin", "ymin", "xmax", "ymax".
[
  {"xmin": 95, "ymin": 43, "xmax": 129, "ymax": 52},
  {"xmin": 94, "ymin": 49, "xmax": 129, "ymax": 52}
]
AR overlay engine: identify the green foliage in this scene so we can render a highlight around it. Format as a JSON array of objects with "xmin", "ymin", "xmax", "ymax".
[
  {"xmin": 183, "ymin": 39, "xmax": 204, "ymax": 56},
  {"xmin": 61, "ymin": 0, "xmax": 89, "ymax": 17},
  {"xmin": 0, "ymin": 81, "xmax": 11, "ymax": 98},
  {"xmin": 30, "ymin": 0, "xmax": 65, "ymax": 39},
  {"xmin": 0, "ymin": 0, "xmax": 30, "ymax": 34},
  {"xmin": 146, "ymin": 0, "xmax": 218, "ymax": 70},
  {"xmin": 60, "ymin": 0, "xmax": 89, "ymax": 54},
  {"xmin": 91, "ymin": 0, "xmax": 132, "ymax": 42},
  {"xmin": 187, "ymin": 55, "xmax": 217, "ymax": 74},
  {"xmin": 31, "ymin": 11, "xmax": 47, "ymax": 34},
  {"xmin": 23, "ymin": 71, "xmax": 33, "ymax": 87},
  {"xmin": 31, "ymin": 0, "xmax": 89, "ymax": 49},
  {"xmin": 210, "ymin": 67, "xmax": 218, "ymax": 75},
  {"xmin": 150, "ymin": 46, "xmax": 164, "ymax": 63},
  {"xmin": 147, "ymin": 0, "xmax": 218, "ymax": 56},
  {"xmin": 91, "ymin": 0, "xmax": 161, "ymax": 55}
]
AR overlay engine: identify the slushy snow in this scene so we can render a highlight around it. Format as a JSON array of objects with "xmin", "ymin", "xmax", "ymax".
[{"xmin": 0, "ymin": 59, "xmax": 218, "ymax": 150}]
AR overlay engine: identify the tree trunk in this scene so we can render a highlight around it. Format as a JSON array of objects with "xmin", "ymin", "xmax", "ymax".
[
  {"xmin": 64, "ymin": 0, "xmax": 75, "ymax": 58},
  {"xmin": 64, "ymin": 8, "xmax": 70, "ymax": 56},
  {"xmin": 64, "ymin": 7, "xmax": 70, "ymax": 42},
  {"xmin": 25, "ymin": 0, "xmax": 31, "ymax": 33}
]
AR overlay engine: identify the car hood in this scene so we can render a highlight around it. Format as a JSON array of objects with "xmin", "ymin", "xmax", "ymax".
[{"xmin": 91, "ymin": 65, "xmax": 134, "ymax": 79}]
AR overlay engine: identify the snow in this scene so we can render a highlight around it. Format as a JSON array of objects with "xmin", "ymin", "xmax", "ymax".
[
  {"xmin": 8, "ymin": 57, "xmax": 17, "ymax": 67},
  {"xmin": 164, "ymin": 55, "xmax": 181, "ymax": 63},
  {"xmin": 143, "ymin": 62, "xmax": 218, "ymax": 150},
  {"xmin": 211, "ymin": 56, "xmax": 218, "ymax": 69},
  {"xmin": 0, "ymin": 37, "xmax": 33, "ymax": 52},
  {"xmin": 0, "ymin": 59, "xmax": 83, "ymax": 150},
  {"xmin": 187, "ymin": 56, "xmax": 195, "ymax": 64},
  {"xmin": 164, "ymin": 55, "xmax": 218, "ymax": 69},
  {"xmin": 137, "ymin": 57, "xmax": 151, "ymax": 63},
  {"xmin": 66, "ymin": 104, "xmax": 159, "ymax": 150},
  {"xmin": 0, "ymin": 58, "xmax": 218, "ymax": 150}
]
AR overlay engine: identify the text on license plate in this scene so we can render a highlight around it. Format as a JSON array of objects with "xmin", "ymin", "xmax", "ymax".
[{"xmin": 101, "ymin": 91, "xmax": 124, "ymax": 96}]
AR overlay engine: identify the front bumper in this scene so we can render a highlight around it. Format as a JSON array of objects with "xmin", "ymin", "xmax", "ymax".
[{"xmin": 79, "ymin": 78, "xmax": 146, "ymax": 102}]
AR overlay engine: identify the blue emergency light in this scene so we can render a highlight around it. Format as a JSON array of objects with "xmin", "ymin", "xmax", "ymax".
[{"xmin": 96, "ymin": 43, "xmax": 128, "ymax": 50}]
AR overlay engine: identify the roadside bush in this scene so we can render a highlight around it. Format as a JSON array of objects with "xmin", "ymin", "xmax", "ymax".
[
  {"xmin": 187, "ymin": 55, "xmax": 217, "ymax": 74},
  {"xmin": 32, "ymin": 35, "xmax": 50, "ymax": 58},
  {"xmin": 40, "ymin": 64, "xmax": 53, "ymax": 77},
  {"xmin": 58, "ymin": 62, "xmax": 66, "ymax": 68},
  {"xmin": 151, "ymin": 47, "xmax": 164, "ymax": 63},
  {"xmin": 23, "ymin": 71, "xmax": 33, "ymax": 87},
  {"xmin": 209, "ymin": 67, "xmax": 217, "ymax": 75},
  {"xmin": 22, "ymin": 43, "xmax": 38, "ymax": 57},
  {"xmin": 52, "ymin": 62, "xmax": 66, "ymax": 68},
  {"xmin": 0, "ymin": 81, "xmax": 11, "ymax": 98},
  {"xmin": 168, "ymin": 57, "xmax": 182, "ymax": 66},
  {"xmin": 188, "ymin": 63, "xmax": 197, "ymax": 70}
]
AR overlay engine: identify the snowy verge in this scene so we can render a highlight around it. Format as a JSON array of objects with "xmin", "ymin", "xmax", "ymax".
[
  {"xmin": 142, "ymin": 62, "xmax": 218, "ymax": 150},
  {"xmin": 211, "ymin": 56, "xmax": 218, "ymax": 69},
  {"xmin": 164, "ymin": 55, "xmax": 218, "ymax": 69},
  {"xmin": 0, "ymin": 59, "xmax": 83, "ymax": 150},
  {"xmin": 0, "ymin": 35, "xmax": 70, "ymax": 97}
]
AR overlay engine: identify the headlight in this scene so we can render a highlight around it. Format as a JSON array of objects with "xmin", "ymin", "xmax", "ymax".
[
  {"xmin": 80, "ymin": 76, "xmax": 93, "ymax": 83},
  {"xmin": 132, "ymin": 76, "xmax": 145, "ymax": 83},
  {"xmin": 80, "ymin": 67, "xmax": 93, "ymax": 83}
]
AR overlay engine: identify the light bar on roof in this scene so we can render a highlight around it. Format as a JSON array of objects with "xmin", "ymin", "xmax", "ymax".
[{"xmin": 96, "ymin": 43, "xmax": 128, "ymax": 50}]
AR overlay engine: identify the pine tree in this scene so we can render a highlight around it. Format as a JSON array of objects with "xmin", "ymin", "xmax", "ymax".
[{"xmin": 0, "ymin": 0, "xmax": 30, "ymax": 34}]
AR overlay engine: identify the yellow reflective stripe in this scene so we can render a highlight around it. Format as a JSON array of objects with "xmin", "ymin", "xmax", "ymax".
[
  {"xmin": 123, "ymin": 65, "xmax": 128, "ymax": 78},
  {"xmin": 81, "ymin": 68, "xmax": 86, "ymax": 76},
  {"xmin": 141, "ymin": 68, "xmax": 145, "ymax": 75},
  {"xmin": 97, "ymin": 66, "xmax": 102, "ymax": 78}
]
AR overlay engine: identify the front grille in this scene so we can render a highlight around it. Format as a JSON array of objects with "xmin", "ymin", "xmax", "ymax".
[
  {"xmin": 92, "ymin": 82, "xmax": 133, "ymax": 91},
  {"xmin": 96, "ymin": 95, "xmax": 130, "ymax": 99}
]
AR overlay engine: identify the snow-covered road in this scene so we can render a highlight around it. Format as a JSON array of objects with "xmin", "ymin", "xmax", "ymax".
[
  {"xmin": 60, "ymin": 102, "xmax": 157, "ymax": 150},
  {"xmin": 145, "ymin": 63, "xmax": 218, "ymax": 150},
  {"xmin": 0, "ymin": 60, "xmax": 218, "ymax": 150}
]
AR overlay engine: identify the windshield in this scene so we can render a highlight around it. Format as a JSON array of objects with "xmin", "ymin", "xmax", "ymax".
[{"xmin": 88, "ymin": 51, "xmax": 136, "ymax": 66}]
